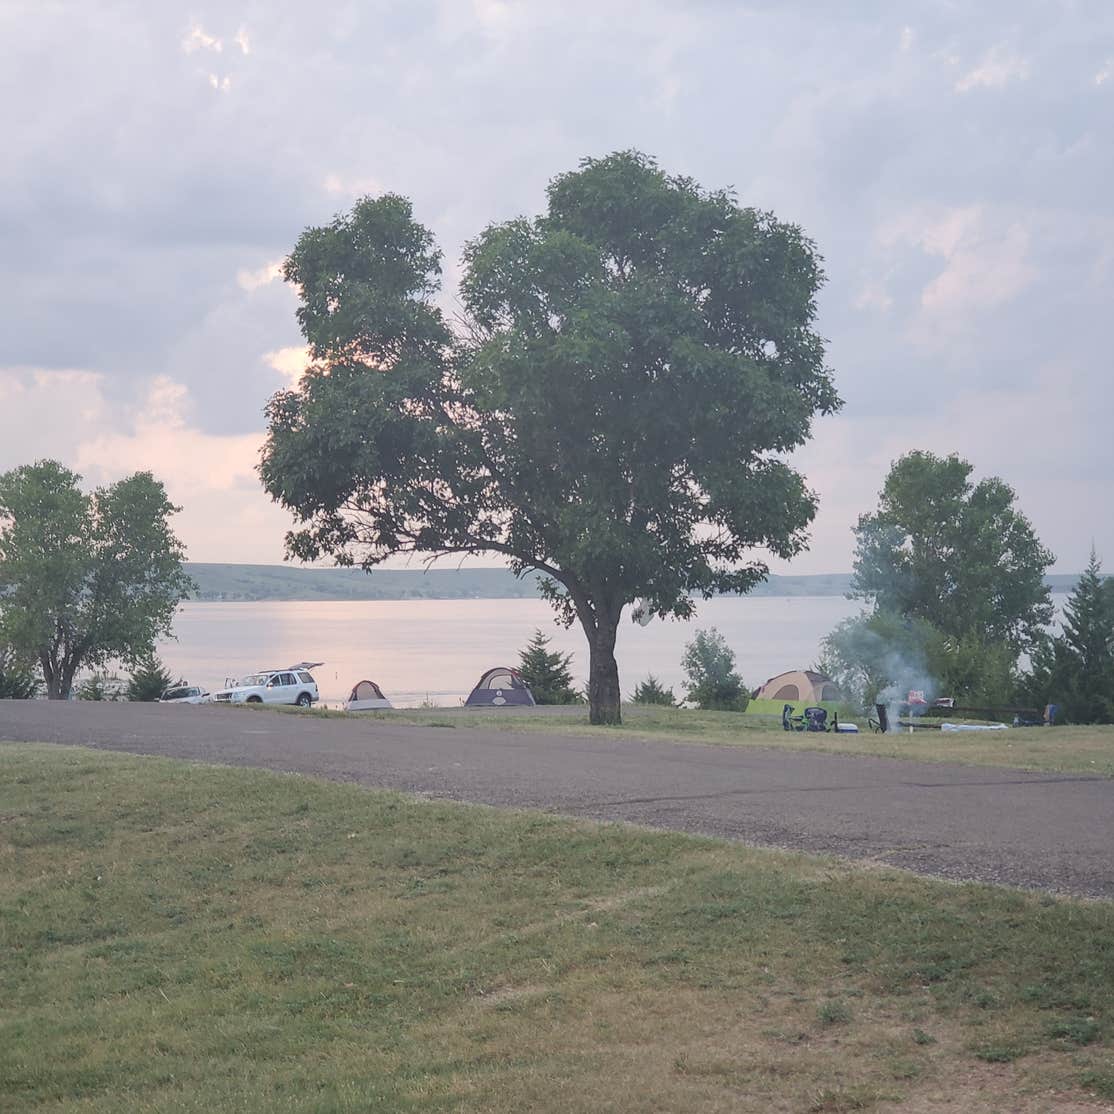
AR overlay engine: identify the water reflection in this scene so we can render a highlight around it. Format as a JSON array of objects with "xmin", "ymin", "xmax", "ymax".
[{"xmin": 158, "ymin": 596, "xmax": 865, "ymax": 707}]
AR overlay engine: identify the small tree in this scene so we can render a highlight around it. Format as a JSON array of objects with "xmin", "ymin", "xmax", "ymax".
[
  {"xmin": 631, "ymin": 674, "xmax": 676, "ymax": 706},
  {"xmin": 127, "ymin": 655, "xmax": 175, "ymax": 702},
  {"xmin": 0, "ymin": 461, "xmax": 194, "ymax": 699},
  {"xmin": 518, "ymin": 629, "xmax": 580, "ymax": 704},
  {"xmin": 681, "ymin": 628, "xmax": 748, "ymax": 711}
]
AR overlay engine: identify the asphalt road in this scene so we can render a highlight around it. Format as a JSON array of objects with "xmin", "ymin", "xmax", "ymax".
[{"xmin": 2, "ymin": 700, "xmax": 1112, "ymax": 898}]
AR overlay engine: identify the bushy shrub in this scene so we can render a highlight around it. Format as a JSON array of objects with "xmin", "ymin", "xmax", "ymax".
[
  {"xmin": 0, "ymin": 646, "xmax": 38, "ymax": 699},
  {"xmin": 681, "ymin": 629, "xmax": 748, "ymax": 711},
  {"xmin": 76, "ymin": 674, "xmax": 125, "ymax": 701},
  {"xmin": 631, "ymin": 674, "xmax": 676, "ymax": 706}
]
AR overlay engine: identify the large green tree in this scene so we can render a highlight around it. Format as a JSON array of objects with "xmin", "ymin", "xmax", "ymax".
[
  {"xmin": 261, "ymin": 151, "xmax": 840, "ymax": 723},
  {"xmin": 0, "ymin": 460, "xmax": 194, "ymax": 699},
  {"xmin": 851, "ymin": 451, "xmax": 1054, "ymax": 653}
]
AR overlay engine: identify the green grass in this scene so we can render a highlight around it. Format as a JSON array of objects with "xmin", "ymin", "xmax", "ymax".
[
  {"xmin": 288, "ymin": 702, "xmax": 1114, "ymax": 778},
  {"xmin": 2, "ymin": 744, "xmax": 1111, "ymax": 1112}
]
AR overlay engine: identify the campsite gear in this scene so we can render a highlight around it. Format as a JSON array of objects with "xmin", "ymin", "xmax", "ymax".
[
  {"xmin": 344, "ymin": 679, "xmax": 393, "ymax": 711},
  {"xmin": 782, "ymin": 703, "xmax": 806, "ymax": 732},
  {"xmin": 756, "ymin": 669, "xmax": 841, "ymax": 703},
  {"xmin": 940, "ymin": 722, "xmax": 1009, "ymax": 732},
  {"xmin": 803, "ymin": 706, "xmax": 830, "ymax": 732},
  {"xmin": 464, "ymin": 667, "xmax": 536, "ymax": 707},
  {"xmin": 869, "ymin": 704, "xmax": 890, "ymax": 733},
  {"xmin": 783, "ymin": 703, "xmax": 838, "ymax": 733},
  {"xmin": 834, "ymin": 722, "xmax": 860, "ymax": 733}
]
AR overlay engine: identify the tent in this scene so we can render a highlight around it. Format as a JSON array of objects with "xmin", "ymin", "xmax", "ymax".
[
  {"xmin": 754, "ymin": 669, "xmax": 841, "ymax": 704},
  {"xmin": 464, "ymin": 666, "xmax": 536, "ymax": 707},
  {"xmin": 344, "ymin": 679, "xmax": 393, "ymax": 711}
]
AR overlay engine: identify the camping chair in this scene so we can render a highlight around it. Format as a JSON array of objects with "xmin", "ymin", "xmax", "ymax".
[
  {"xmin": 869, "ymin": 703, "xmax": 890, "ymax": 733},
  {"xmin": 803, "ymin": 706, "xmax": 830, "ymax": 732},
  {"xmin": 782, "ymin": 703, "xmax": 806, "ymax": 732}
]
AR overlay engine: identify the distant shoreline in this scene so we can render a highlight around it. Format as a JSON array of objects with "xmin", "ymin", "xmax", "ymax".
[{"xmin": 185, "ymin": 563, "xmax": 1083, "ymax": 603}]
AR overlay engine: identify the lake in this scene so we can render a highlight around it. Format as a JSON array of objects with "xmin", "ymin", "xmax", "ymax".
[{"xmin": 157, "ymin": 596, "xmax": 865, "ymax": 707}]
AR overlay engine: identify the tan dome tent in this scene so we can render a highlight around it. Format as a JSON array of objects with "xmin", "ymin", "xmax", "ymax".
[
  {"xmin": 755, "ymin": 669, "xmax": 841, "ymax": 704},
  {"xmin": 344, "ymin": 679, "xmax": 393, "ymax": 711}
]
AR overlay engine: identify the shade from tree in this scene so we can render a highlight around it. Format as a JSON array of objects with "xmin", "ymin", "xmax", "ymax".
[
  {"xmin": 261, "ymin": 151, "xmax": 839, "ymax": 723},
  {"xmin": 0, "ymin": 460, "xmax": 194, "ymax": 699},
  {"xmin": 851, "ymin": 451, "xmax": 1054, "ymax": 654}
]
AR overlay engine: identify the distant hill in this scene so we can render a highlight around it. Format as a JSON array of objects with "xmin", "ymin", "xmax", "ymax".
[
  {"xmin": 184, "ymin": 564, "xmax": 545, "ymax": 602},
  {"xmin": 184, "ymin": 564, "xmax": 1085, "ymax": 603}
]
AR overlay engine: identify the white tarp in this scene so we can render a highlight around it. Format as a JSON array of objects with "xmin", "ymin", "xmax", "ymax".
[{"xmin": 939, "ymin": 722, "xmax": 1009, "ymax": 732}]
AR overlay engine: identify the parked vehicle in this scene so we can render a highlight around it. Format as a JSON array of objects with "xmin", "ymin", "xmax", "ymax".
[
  {"xmin": 159, "ymin": 684, "xmax": 210, "ymax": 704},
  {"xmin": 213, "ymin": 662, "xmax": 322, "ymax": 707}
]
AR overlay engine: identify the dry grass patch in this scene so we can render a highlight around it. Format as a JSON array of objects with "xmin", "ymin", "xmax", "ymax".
[{"xmin": 1, "ymin": 743, "xmax": 1111, "ymax": 1113}]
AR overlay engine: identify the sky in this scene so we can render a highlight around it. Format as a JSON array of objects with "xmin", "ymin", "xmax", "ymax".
[{"xmin": 2, "ymin": 0, "xmax": 1111, "ymax": 574}]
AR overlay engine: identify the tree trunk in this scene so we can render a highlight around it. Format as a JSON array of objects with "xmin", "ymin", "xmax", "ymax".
[
  {"xmin": 41, "ymin": 653, "xmax": 64, "ymax": 700},
  {"xmin": 60, "ymin": 657, "xmax": 80, "ymax": 701},
  {"xmin": 587, "ymin": 615, "xmax": 621, "ymax": 725},
  {"xmin": 41, "ymin": 652, "xmax": 78, "ymax": 699}
]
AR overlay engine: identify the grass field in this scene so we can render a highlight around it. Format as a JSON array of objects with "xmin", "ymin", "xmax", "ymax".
[
  {"xmin": 2, "ymin": 745, "xmax": 1112, "ymax": 1112},
  {"xmin": 304, "ymin": 703, "xmax": 1114, "ymax": 779}
]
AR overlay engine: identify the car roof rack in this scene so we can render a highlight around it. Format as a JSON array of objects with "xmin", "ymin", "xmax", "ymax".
[{"xmin": 289, "ymin": 661, "xmax": 324, "ymax": 670}]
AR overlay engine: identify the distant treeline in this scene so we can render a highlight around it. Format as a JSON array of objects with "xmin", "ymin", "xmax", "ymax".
[{"xmin": 185, "ymin": 564, "xmax": 1084, "ymax": 603}]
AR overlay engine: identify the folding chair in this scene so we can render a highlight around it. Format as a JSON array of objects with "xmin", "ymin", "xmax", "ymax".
[
  {"xmin": 868, "ymin": 703, "xmax": 890, "ymax": 733},
  {"xmin": 782, "ymin": 703, "xmax": 806, "ymax": 732}
]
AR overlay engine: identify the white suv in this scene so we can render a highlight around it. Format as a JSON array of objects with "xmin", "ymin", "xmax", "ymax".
[{"xmin": 214, "ymin": 663, "xmax": 321, "ymax": 707}]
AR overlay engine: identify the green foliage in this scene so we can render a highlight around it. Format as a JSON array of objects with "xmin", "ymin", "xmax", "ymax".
[
  {"xmin": 1019, "ymin": 551, "xmax": 1114, "ymax": 724},
  {"xmin": 822, "ymin": 611, "xmax": 1016, "ymax": 710},
  {"xmin": 0, "ymin": 460, "xmax": 194, "ymax": 699},
  {"xmin": 0, "ymin": 644, "xmax": 38, "ymax": 699},
  {"xmin": 261, "ymin": 151, "xmax": 840, "ymax": 725},
  {"xmin": 631, "ymin": 674, "xmax": 676, "ymax": 706},
  {"xmin": 932, "ymin": 632, "xmax": 1018, "ymax": 709},
  {"xmin": 817, "ymin": 1000, "xmax": 852, "ymax": 1026},
  {"xmin": 851, "ymin": 451, "xmax": 1054, "ymax": 653},
  {"xmin": 126, "ymin": 655, "xmax": 175, "ymax": 702},
  {"xmin": 517, "ymin": 629, "xmax": 581, "ymax": 705},
  {"xmin": 76, "ymin": 673, "xmax": 124, "ymax": 701},
  {"xmin": 681, "ymin": 628, "xmax": 748, "ymax": 711}
]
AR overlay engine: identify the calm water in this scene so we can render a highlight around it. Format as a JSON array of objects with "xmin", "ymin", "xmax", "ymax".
[{"xmin": 156, "ymin": 596, "xmax": 864, "ymax": 707}]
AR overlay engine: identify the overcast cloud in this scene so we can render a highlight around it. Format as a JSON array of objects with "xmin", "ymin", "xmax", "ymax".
[{"xmin": 2, "ymin": 0, "xmax": 1111, "ymax": 572}]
